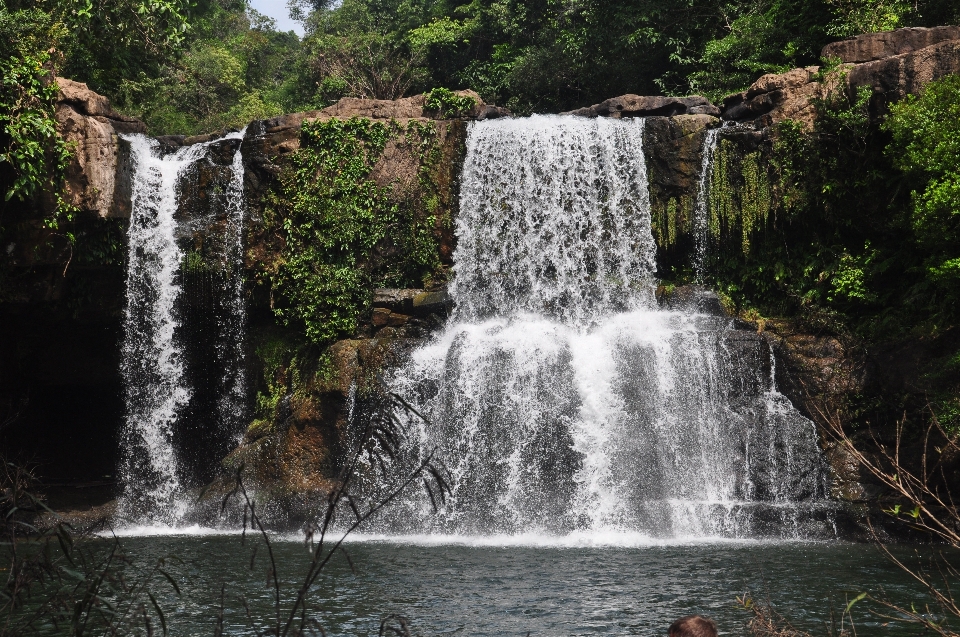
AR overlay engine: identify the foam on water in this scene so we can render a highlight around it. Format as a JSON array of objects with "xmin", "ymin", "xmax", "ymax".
[
  {"xmin": 108, "ymin": 525, "xmax": 246, "ymax": 538},
  {"xmin": 336, "ymin": 531, "xmax": 819, "ymax": 549},
  {"xmin": 104, "ymin": 527, "xmax": 826, "ymax": 549}
]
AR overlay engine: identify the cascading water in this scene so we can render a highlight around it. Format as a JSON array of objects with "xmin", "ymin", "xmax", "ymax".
[
  {"xmin": 384, "ymin": 115, "xmax": 832, "ymax": 539},
  {"xmin": 693, "ymin": 127, "xmax": 720, "ymax": 282},
  {"xmin": 216, "ymin": 145, "xmax": 249, "ymax": 449},
  {"xmin": 118, "ymin": 131, "xmax": 247, "ymax": 524}
]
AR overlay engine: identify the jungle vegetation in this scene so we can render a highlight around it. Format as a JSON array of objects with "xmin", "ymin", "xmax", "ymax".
[
  {"xmin": 4, "ymin": 0, "xmax": 960, "ymax": 137},
  {"xmin": 3, "ymin": 0, "xmax": 960, "ymax": 417},
  {"xmin": 2, "ymin": 1, "xmax": 960, "ymax": 333}
]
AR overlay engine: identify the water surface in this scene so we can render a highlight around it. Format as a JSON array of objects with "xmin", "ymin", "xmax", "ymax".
[{"xmin": 107, "ymin": 533, "xmax": 947, "ymax": 636}]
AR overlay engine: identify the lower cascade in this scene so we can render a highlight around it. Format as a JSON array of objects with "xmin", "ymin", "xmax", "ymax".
[{"xmin": 382, "ymin": 116, "xmax": 833, "ymax": 539}]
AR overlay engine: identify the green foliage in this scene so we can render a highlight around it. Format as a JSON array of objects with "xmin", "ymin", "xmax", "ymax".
[
  {"xmin": 7, "ymin": 0, "xmax": 192, "ymax": 97},
  {"xmin": 885, "ymin": 74, "xmax": 960, "ymax": 318},
  {"xmin": 252, "ymin": 332, "xmax": 301, "ymax": 420},
  {"xmin": 826, "ymin": 0, "xmax": 915, "ymax": 37},
  {"xmin": 424, "ymin": 87, "xmax": 476, "ymax": 117},
  {"xmin": 74, "ymin": 218, "xmax": 127, "ymax": 266},
  {"xmin": 704, "ymin": 79, "xmax": 891, "ymax": 328},
  {"xmin": 5, "ymin": 0, "xmax": 960, "ymax": 149},
  {"xmin": 116, "ymin": 8, "xmax": 306, "ymax": 135},
  {"xmin": 0, "ymin": 0, "xmax": 192, "ymax": 227},
  {"xmin": 0, "ymin": 8, "xmax": 75, "ymax": 225},
  {"xmin": 306, "ymin": 30, "xmax": 428, "ymax": 102},
  {"xmin": 690, "ymin": 0, "xmax": 832, "ymax": 100},
  {"xmin": 708, "ymin": 141, "xmax": 773, "ymax": 254},
  {"xmin": 685, "ymin": 72, "xmax": 960, "ymax": 435},
  {"xmin": 286, "ymin": 0, "xmax": 960, "ymax": 112},
  {"xmin": 262, "ymin": 117, "xmax": 443, "ymax": 345}
]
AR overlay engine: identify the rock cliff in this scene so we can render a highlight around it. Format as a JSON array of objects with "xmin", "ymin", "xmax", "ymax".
[
  {"xmin": 721, "ymin": 26, "xmax": 960, "ymax": 128},
  {"xmin": 55, "ymin": 78, "xmax": 145, "ymax": 218}
]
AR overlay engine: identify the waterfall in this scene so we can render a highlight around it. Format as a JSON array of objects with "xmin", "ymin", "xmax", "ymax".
[
  {"xmin": 693, "ymin": 127, "xmax": 720, "ymax": 282},
  {"xmin": 216, "ymin": 145, "xmax": 248, "ymax": 447},
  {"xmin": 384, "ymin": 116, "xmax": 831, "ymax": 539},
  {"xmin": 450, "ymin": 116, "xmax": 656, "ymax": 326},
  {"xmin": 118, "ymin": 131, "xmax": 247, "ymax": 524}
]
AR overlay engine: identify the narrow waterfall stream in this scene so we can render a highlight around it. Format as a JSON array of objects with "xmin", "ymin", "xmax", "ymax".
[
  {"xmin": 384, "ymin": 116, "xmax": 832, "ymax": 539},
  {"xmin": 693, "ymin": 127, "xmax": 720, "ymax": 282},
  {"xmin": 118, "ymin": 132, "xmax": 247, "ymax": 524}
]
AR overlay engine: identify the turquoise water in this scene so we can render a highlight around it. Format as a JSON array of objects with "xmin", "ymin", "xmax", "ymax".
[{"xmin": 92, "ymin": 533, "xmax": 950, "ymax": 636}]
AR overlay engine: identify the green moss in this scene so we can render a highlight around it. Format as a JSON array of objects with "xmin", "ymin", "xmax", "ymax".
[
  {"xmin": 261, "ymin": 117, "xmax": 447, "ymax": 345},
  {"xmin": 244, "ymin": 418, "xmax": 275, "ymax": 441},
  {"xmin": 708, "ymin": 139, "xmax": 772, "ymax": 256},
  {"xmin": 253, "ymin": 333, "xmax": 299, "ymax": 419},
  {"xmin": 182, "ymin": 249, "xmax": 207, "ymax": 273},
  {"xmin": 652, "ymin": 195, "xmax": 693, "ymax": 248}
]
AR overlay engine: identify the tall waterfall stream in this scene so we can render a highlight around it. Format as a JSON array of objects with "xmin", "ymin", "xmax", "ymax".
[
  {"xmin": 382, "ymin": 116, "xmax": 832, "ymax": 539},
  {"xmin": 118, "ymin": 131, "xmax": 248, "ymax": 525}
]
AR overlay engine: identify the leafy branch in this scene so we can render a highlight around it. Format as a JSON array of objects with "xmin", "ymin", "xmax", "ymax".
[{"xmin": 221, "ymin": 391, "xmax": 451, "ymax": 636}]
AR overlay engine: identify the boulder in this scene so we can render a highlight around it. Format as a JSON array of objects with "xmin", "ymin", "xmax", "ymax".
[
  {"xmin": 317, "ymin": 89, "xmax": 495, "ymax": 120},
  {"xmin": 57, "ymin": 78, "xmax": 145, "ymax": 133},
  {"xmin": 155, "ymin": 135, "xmax": 186, "ymax": 152},
  {"xmin": 564, "ymin": 94, "xmax": 718, "ymax": 118},
  {"xmin": 822, "ymin": 25, "xmax": 960, "ymax": 63},
  {"xmin": 477, "ymin": 104, "xmax": 511, "ymax": 120},
  {"xmin": 56, "ymin": 104, "xmax": 138, "ymax": 218},
  {"xmin": 411, "ymin": 289, "xmax": 452, "ymax": 316},
  {"xmin": 847, "ymin": 37, "xmax": 960, "ymax": 107},
  {"xmin": 57, "ymin": 78, "xmax": 116, "ymax": 119},
  {"xmin": 720, "ymin": 67, "xmax": 829, "ymax": 129}
]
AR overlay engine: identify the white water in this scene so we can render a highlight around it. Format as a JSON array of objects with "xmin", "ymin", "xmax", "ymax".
[
  {"xmin": 118, "ymin": 131, "xmax": 246, "ymax": 525},
  {"xmin": 216, "ymin": 144, "xmax": 248, "ymax": 445},
  {"xmin": 451, "ymin": 116, "xmax": 656, "ymax": 326},
  {"xmin": 384, "ymin": 116, "xmax": 831, "ymax": 539},
  {"xmin": 693, "ymin": 127, "xmax": 720, "ymax": 282}
]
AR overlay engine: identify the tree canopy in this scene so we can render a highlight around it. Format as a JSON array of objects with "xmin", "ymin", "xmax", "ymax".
[{"xmin": 3, "ymin": 0, "xmax": 960, "ymax": 140}]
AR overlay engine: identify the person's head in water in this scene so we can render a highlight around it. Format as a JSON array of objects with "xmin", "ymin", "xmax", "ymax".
[{"xmin": 668, "ymin": 615, "xmax": 718, "ymax": 637}]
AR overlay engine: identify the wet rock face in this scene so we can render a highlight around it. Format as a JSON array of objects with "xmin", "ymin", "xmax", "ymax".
[
  {"xmin": 222, "ymin": 335, "xmax": 430, "ymax": 504},
  {"xmin": 657, "ymin": 285, "xmax": 726, "ymax": 316},
  {"xmin": 644, "ymin": 114, "xmax": 718, "ymax": 194},
  {"xmin": 762, "ymin": 319, "xmax": 870, "ymax": 417},
  {"xmin": 365, "ymin": 287, "xmax": 451, "ymax": 337},
  {"xmin": 641, "ymin": 114, "xmax": 719, "ymax": 261},
  {"xmin": 720, "ymin": 26, "xmax": 960, "ymax": 128}
]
